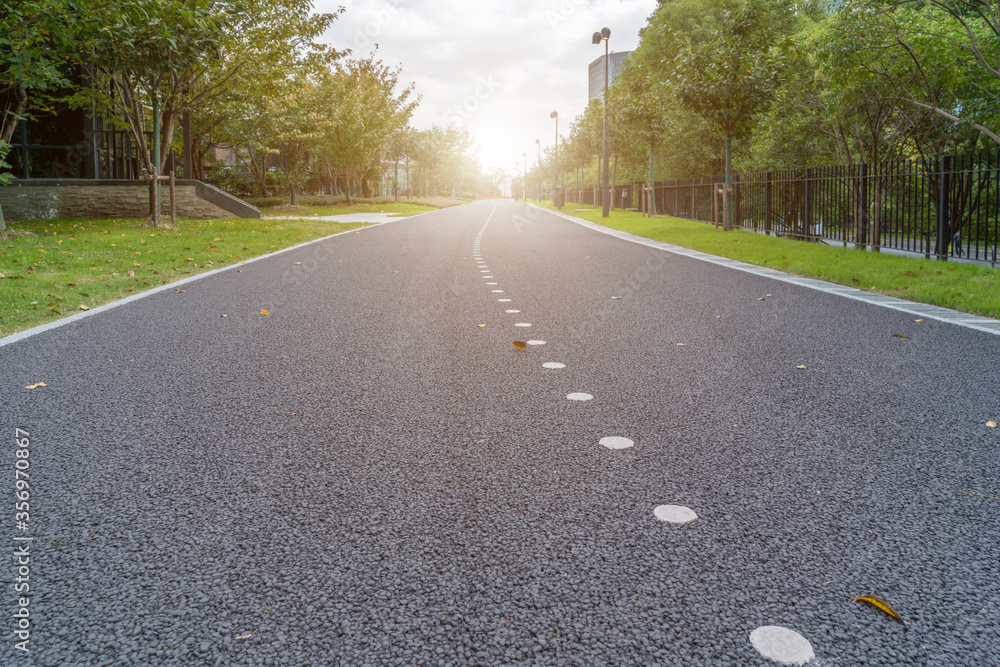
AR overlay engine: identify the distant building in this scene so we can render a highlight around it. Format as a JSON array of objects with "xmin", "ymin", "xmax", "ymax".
[{"xmin": 588, "ymin": 51, "xmax": 632, "ymax": 101}]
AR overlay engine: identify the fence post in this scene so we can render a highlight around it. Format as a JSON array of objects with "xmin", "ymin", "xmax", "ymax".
[
  {"xmin": 764, "ymin": 171, "xmax": 772, "ymax": 235},
  {"xmin": 169, "ymin": 170, "xmax": 176, "ymax": 226},
  {"xmin": 804, "ymin": 168, "xmax": 813, "ymax": 240},
  {"xmin": 691, "ymin": 180, "xmax": 696, "ymax": 221},
  {"xmin": 857, "ymin": 163, "xmax": 869, "ymax": 247},
  {"xmin": 936, "ymin": 155, "xmax": 951, "ymax": 259}
]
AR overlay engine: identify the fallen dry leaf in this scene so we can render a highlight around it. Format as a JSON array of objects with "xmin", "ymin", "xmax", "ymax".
[
  {"xmin": 295, "ymin": 262, "xmax": 302, "ymax": 265},
  {"xmin": 79, "ymin": 305, "xmax": 89, "ymax": 311},
  {"xmin": 758, "ymin": 297, "xmax": 766, "ymax": 301},
  {"xmin": 855, "ymin": 594, "xmax": 905, "ymax": 624},
  {"xmin": 221, "ymin": 314, "xmax": 228, "ymax": 318},
  {"xmin": 478, "ymin": 324, "xmax": 486, "ymax": 328},
  {"xmin": 24, "ymin": 382, "xmax": 47, "ymax": 390},
  {"xmin": 987, "ymin": 420, "xmax": 997, "ymax": 428},
  {"xmin": 796, "ymin": 365, "xmax": 807, "ymax": 369},
  {"xmin": 511, "ymin": 341, "xmax": 527, "ymax": 351},
  {"xmin": 676, "ymin": 343, "xmax": 686, "ymax": 346},
  {"xmin": 891, "ymin": 333, "xmax": 909, "ymax": 338},
  {"xmin": 260, "ymin": 309, "xmax": 270, "ymax": 315},
  {"xmin": 914, "ymin": 319, "xmax": 923, "ymax": 322}
]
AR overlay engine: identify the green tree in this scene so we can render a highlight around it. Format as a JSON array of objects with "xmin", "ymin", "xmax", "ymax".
[
  {"xmin": 0, "ymin": 0, "xmax": 104, "ymax": 229},
  {"xmin": 669, "ymin": 0, "xmax": 801, "ymax": 229}
]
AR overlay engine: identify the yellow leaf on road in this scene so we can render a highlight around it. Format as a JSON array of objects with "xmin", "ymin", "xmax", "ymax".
[
  {"xmin": 796, "ymin": 365, "xmax": 806, "ymax": 369},
  {"xmin": 511, "ymin": 341, "xmax": 527, "ymax": 351},
  {"xmin": 260, "ymin": 309, "xmax": 269, "ymax": 315},
  {"xmin": 478, "ymin": 324, "xmax": 486, "ymax": 328},
  {"xmin": 988, "ymin": 420, "xmax": 997, "ymax": 428},
  {"xmin": 855, "ymin": 595, "xmax": 905, "ymax": 624},
  {"xmin": 24, "ymin": 382, "xmax": 47, "ymax": 390},
  {"xmin": 891, "ymin": 333, "xmax": 909, "ymax": 338}
]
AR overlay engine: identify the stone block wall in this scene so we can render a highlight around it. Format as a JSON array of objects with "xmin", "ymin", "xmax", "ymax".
[{"xmin": 0, "ymin": 180, "xmax": 259, "ymax": 220}]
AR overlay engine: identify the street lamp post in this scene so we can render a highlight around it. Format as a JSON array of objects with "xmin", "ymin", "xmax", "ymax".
[
  {"xmin": 535, "ymin": 139, "xmax": 541, "ymax": 202},
  {"xmin": 522, "ymin": 153, "xmax": 527, "ymax": 201},
  {"xmin": 593, "ymin": 27, "xmax": 610, "ymax": 218},
  {"xmin": 551, "ymin": 111, "xmax": 559, "ymax": 207}
]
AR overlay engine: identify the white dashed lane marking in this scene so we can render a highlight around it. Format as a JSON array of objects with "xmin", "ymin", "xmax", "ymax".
[
  {"xmin": 749, "ymin": 626, "xmax": 815, "ymax": 666},
  {"xmin": 526, "ymin": 340, "xmax": 545, "ymax": 345},
  {"xmin": 653, "ymin": 505, "xmax": 697, "ymax": 524},
  {"xmin": 566, "ymin": 393, "xmax": 593, "ymax": 401},
  {"xmin": 600, "ymin": 437, "xmax": 633, "ymax": 450},
  {"xmin": 543, "ymin": 362, "xmax": 566, "ymax": 369}
]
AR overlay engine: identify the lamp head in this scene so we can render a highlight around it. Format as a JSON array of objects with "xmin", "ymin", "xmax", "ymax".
[
  {"xmin": 592, "ymin": 32, "xmax": 601, "ymax": 45},
  {"xmin": 601, "ymin": 27, "xmax": 610, "ymax": 40},
  {"xmin": 551, "ymin": 111, "xmax": 557, "ymax": 119}
]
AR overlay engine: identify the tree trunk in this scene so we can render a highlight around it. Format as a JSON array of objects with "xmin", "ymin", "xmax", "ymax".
[
  {"xmin": 0, "ymin": 202, "xmax": 6, "ymax": 234},
  {"xmin": 648, "ymin": 142, "xmax": 656, "ymax": 216},
  {"xmin": 611, "ymin": 154, "xmax": 618, "ymax": 211}
]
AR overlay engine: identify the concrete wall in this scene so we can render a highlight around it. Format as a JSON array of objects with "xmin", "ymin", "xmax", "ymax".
[{"xmin": 0, "ymin": 180, "xmax": 259, "ymax": 220}]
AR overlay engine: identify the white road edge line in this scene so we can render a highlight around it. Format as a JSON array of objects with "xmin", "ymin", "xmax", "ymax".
[
  {"xmin": 532, "ymin": 204, "xmax": 1000, "ymax": 336},
  {"xmin": 0, "ymin": 213, "xmax": 429, "ymax": 349}
]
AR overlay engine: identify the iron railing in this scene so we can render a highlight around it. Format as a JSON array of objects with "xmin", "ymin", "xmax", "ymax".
[{"xmin": 635, "ymin": 153, "xmax": 1000, "ymax": 264}]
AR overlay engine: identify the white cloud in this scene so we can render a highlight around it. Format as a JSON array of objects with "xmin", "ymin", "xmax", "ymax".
[{"xmin": 315, "ymin": 0, "xmax": 658, "ymax": 173}]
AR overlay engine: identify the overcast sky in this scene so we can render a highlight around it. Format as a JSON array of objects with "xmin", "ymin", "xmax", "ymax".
[{"xmin": 315, "ymin": 0, "xmax": 659, "ymax": 176}]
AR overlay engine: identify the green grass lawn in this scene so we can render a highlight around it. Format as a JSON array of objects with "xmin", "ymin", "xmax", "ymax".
[
  {"xmin": 0, "ymin": 216, "xmax": 372, "ymax": 337},
  {"xmin": 546, "ymin": 203, "xmax": 1000, "ymax": 319}
]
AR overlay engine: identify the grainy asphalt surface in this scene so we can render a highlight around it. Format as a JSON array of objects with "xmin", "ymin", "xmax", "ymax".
[{"xmin": 2, "ymin": 200, "xmax": 999, "ymax": 666}]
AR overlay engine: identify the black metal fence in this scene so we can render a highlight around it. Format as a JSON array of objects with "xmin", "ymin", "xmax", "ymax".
[{"xmin": 639, "ymin": 152, "xmax": 1000, "ymax": 264}]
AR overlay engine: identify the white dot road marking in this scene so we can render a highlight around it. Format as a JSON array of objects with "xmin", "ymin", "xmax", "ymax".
[
  {"xmin": 505, "ymin": 309, "xmax": 520, "ymax": 313},
  {"xmin": 515, "ymin": 323, "xmax": 531, "ymax": 327},
  {"xmin": 526, "ymin": 340, "xmax": 545, "ymax": 345},
  {"xmin": 600, "ymin": 436, "xmax": 633, "ymax": 450},
  {"xmin": 486, "ymin": 282, "xmax": 498, "ymax": 285},
  {"xmin": 653, "ymin": 505, "xmax": 697, "ymax": 524},
  {"xmin": 480, "ymin": 270, "xmax": 490, "ymax": 272},
  {"xmin": 543, "ymin": 362, "xmax": 566, "ymax": 369},
  {"xmin": 749, "ymin": 627, "xmax": 815, "ymax": 666},
  {"xmin": 498, "ymin": 299, "xmax": 511, "ymax": 302},
  {"xmin": 566, "ymin": 393, "xmax": 593, "ymax": 401},
  {"xmin": 483, "ymin": 276, "xmax": 494, "ymax": 278},
  {"xmin": 492, "ymin": 290, "xmax": 504, "ymax": 293}
]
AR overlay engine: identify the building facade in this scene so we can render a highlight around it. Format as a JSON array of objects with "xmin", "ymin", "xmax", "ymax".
[{"xmin": 588, "ymin": 51, "xmax": 632, "ymax": 101}]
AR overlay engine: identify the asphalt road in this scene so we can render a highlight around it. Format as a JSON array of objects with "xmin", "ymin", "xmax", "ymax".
[{"xmin": 3, "ymin": 199, "xmax": 999, "ymax": 666}]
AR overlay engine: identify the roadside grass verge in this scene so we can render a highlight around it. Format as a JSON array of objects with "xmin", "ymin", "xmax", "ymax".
[
  {"xmin": 545, "ymin": 203, "xmax": 1000, "ymax": 319},
  {"xmin": 251, "ymin": 195, "xmax": 466, "ymax": 217},
  {"xmin": 0, "ymin": 216, "xmax": 372, "ymax": 337}
]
